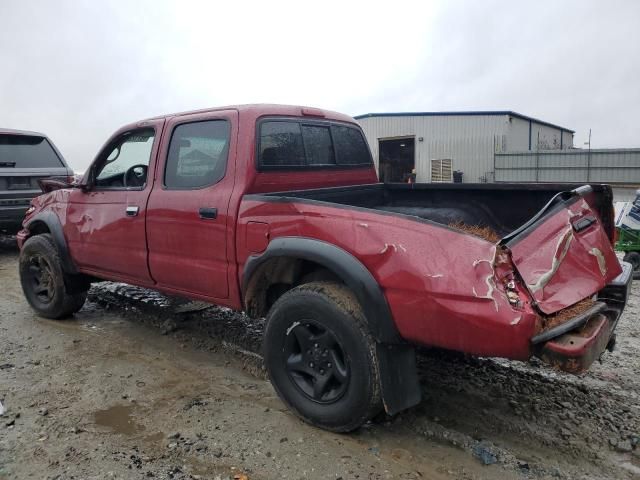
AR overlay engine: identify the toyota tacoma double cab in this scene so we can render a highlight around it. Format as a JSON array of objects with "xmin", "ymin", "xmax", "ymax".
[{"xmin": 17, "ymin": 104, "xmax": 632, "ymax": 432}]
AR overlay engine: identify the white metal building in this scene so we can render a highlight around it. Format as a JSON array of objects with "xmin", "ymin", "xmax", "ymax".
[{"xmin": 355, "ymin": 111, "xmax": 574, "ymax": 183}]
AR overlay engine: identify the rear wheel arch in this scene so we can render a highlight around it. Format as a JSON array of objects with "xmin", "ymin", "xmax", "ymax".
[{"xmin": 242, "ymin": 237, "xmax": 401, "ymax": 344}]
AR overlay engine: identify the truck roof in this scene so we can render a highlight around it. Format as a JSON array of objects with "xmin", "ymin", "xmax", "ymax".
[{"xmin": 140, "ymin": 104, "xmax": 357, "ymax": 124}]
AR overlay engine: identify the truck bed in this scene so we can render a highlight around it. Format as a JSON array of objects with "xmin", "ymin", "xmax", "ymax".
[{"xmin": 258, "ymin": 182, "xmax": 615, "ymax": 240}]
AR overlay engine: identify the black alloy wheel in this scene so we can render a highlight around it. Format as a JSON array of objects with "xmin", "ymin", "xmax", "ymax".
[
  {"xmin": 284, "ymin": 320, "xmax": 349, "ymax": 403},
  {"xmin": 24, "ymin": 254, "xmax": 55, "ymax": 304}
]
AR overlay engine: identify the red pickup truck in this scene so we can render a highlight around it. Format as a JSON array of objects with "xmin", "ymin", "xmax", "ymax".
[{"xmin": 17, "ymin": 104, "xmax": 632, "ymax": 432}]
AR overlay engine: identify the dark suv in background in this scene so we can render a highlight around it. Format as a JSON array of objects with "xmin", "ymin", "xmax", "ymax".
[{"xmin": 0, "ymin": 129, "xmax": 74, "ymax": 234}]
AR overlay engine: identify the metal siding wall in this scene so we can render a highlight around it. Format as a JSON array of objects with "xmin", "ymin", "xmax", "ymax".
[
  {"xmin": 495, "ymin": 149, "xmax": 640, "ymax": 184},
  {"xmin": 562, "ymin": 131, "xmax": 574, "ymax": 149},
  {"xmin": 506, "ymin": 117, "xmax": 530, "ymax": 151},
  {"xmin": 530, "ymin": 123, "xmax": 565, "ymax": 150},
  {"xmin": 357, "ymin": 115, "xmax": 509, "ymax": 183},
  {"xmin": 506, "ymin": 118, "xmax": 573, "ymax": 152}
]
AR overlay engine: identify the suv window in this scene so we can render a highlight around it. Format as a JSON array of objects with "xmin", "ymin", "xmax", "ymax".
[
  {"xmin": 164, "ymin": 120, "xmax": 230, "ymax": 189},
  {"xmin": 0, "ymin": 134, "xmax": 64, "ymax": 168},
  {"xmin": 95, "ymin": 129, "xmax": 155, "ymax": 188},
  {"xmin": 258, "ymin": 120, "xmax": 372, "ymax": 169}
]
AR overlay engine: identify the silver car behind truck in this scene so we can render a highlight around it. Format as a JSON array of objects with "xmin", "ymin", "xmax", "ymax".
[{"xmin": 0, "ymin": 129, "xmax": 74, "ymax": 234}]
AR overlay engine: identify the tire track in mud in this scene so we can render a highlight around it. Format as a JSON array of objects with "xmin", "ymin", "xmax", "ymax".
[{"xmin": 89, "ymin": 281, "xmax": 640, "ymax": 479}]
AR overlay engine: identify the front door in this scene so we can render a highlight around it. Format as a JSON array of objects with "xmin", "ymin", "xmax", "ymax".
[
  {"xmin": 146, "ymin": 110, "xmax": 238, "ymax": 299},
  {"xmin": 66, "ymin": 119, "xmax": 164, "ymax": 283}
]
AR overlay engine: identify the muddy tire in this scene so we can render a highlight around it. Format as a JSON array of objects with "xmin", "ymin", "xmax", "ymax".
[
  {"xmin": 19, "ymin": 234, "xmax": 87, "ymax": 319},
  {"xmin": 623, "ymin": 251, "xmax": 640, "ymax": 279},
  {"xmin": 263, "ymin": 281, "xmax": 382, "ymax": 432}
]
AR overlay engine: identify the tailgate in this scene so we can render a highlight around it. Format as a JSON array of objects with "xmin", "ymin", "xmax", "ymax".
[{"xmin": 504, "ymin": 186, "xmax": 621, "ymax": 314}]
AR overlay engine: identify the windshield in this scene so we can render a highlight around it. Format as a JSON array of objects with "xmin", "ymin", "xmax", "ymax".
[{"xmin": 0, "ymin": 134, "xmax": 65, "ymax": 168}]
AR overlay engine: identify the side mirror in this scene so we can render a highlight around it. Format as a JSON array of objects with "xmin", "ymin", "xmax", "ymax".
[{"xmin": 75, "ymin": 170, "xmax": 93, "ymax": 192}]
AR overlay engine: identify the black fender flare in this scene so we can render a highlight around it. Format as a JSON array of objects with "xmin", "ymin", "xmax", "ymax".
[
  {"xmin": 242, "ymin": 237, "xmax": 421, "ymax": 415},
  {"xmin": 24, "ymin": 211, "xmax": 78, "ymax": 275},
  {"xmin": 243, "ymin": 236, "xmax": 400, "ymax": 344}
]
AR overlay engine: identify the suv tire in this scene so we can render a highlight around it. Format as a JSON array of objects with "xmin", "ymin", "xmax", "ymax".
[
  {"xmin": 263, "ymin": 281, "xmax": 382, "ymax": 432},
  {"xmin": 19, "ymin": 234, "xmax": 87, "ymax": 319}
]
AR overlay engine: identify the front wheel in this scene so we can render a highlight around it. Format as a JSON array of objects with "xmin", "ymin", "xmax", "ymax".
[
  {"xmin": 623, "ymin": 251, "xmax": 640, "ymax": 279},
  {"xmin": 19, "ymin": 234, "xmax": 87, "ymax": 319},
  {"xmin": 263, "ymin": 281, "xmax": 382, "ymax": 432}
]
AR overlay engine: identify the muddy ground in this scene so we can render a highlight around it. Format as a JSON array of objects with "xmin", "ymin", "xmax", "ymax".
[{"xmin": 1, "ymin": 237, "xmax": 639, "ymax": 480}]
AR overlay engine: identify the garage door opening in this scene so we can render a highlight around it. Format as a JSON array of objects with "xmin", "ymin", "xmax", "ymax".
[{"xmin": 378, "ymin": 137, "xmax": 415, "ymax": 183}]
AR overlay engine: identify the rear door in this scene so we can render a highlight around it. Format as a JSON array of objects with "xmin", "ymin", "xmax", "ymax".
[
  {"xmin": 145, "ymin": 110, "xmax": 238, "ymax": 299},
  {"xmin": 506, "ymin": 187, "xmax": 621, "ymax": 314},
  {"xmin": 0, "ymin": 133, "xmax": 70, "ymax": 228}
]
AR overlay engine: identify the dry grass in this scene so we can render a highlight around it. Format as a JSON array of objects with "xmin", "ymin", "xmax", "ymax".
[
  {"xmin": 449, "ymin": 222, "xmax": 501, "ymax": 243},
  {"xmin": 543, "ymin": 298, "xmax": 596, "ymax": 331}
]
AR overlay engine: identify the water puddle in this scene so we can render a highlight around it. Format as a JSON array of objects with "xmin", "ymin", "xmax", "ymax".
[{"xmin": 93, "ymin": 404, "xmax": 144, "ymax": 435}]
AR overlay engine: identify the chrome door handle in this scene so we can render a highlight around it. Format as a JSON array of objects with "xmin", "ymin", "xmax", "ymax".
[{"xmin": 126, "ymin": 206, "xmax": 139, "ymax": 217}]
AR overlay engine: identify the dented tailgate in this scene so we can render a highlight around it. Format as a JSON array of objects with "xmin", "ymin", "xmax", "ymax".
[{"xmin": 506, "ymin": 188, "xmax": 621, "ymax": 314}]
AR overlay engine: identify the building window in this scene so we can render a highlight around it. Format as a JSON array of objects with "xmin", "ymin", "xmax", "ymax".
[{"xmin": 431, "ymin": 159, "xmax": 453, "ymax": 182}]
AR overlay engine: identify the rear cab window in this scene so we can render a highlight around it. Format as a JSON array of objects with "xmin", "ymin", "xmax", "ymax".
[
  {"xmin": 0, "ymin": 134, "xmax": 64, "ymax": 168},
  {"xmin": 257, "ymin": 119, "xmax": 372, "ymax": 170}
]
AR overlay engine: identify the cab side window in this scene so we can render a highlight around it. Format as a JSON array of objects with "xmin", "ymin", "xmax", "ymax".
[
  {"xmin": 164, "ymin": 120, "xmax": 231, "ymax": 189},
  {"xmin": 94, "ymin": 128, "xmax": 155, "ymax": 189}
]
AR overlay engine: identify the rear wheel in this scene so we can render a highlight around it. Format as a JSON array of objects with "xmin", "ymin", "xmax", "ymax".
[
  {"xmin": 19, "ymin": 234, "xmax": 87, "ymax": 319},
  {"xmin": 623, "ymin": 251, "xmax": 640, "ymax": 279},
  {"xmin": 263, "ymin": 281, "xmax": 382, "ymax": 432}
]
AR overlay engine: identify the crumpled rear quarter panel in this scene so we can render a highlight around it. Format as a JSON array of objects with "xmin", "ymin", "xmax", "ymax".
[{"xmin": 239, "ymin": 199, "xmax": 539, "ymax": 360}]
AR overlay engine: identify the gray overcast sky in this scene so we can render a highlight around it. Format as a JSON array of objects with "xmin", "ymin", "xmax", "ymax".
[{"xmin": 1, "ymin": 0, "xmax": 639, "ymax": 170}]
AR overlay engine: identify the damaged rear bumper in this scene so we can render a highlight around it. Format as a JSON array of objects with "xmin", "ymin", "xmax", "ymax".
[{"xmin": 533, "ymin": 261, "xmax": 632, "ymax": 373}]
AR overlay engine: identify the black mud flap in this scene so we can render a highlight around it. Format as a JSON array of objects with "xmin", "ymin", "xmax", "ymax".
[{"xmin": 376, "ymin": 343, "xmax": 421, "ymax": 415}]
